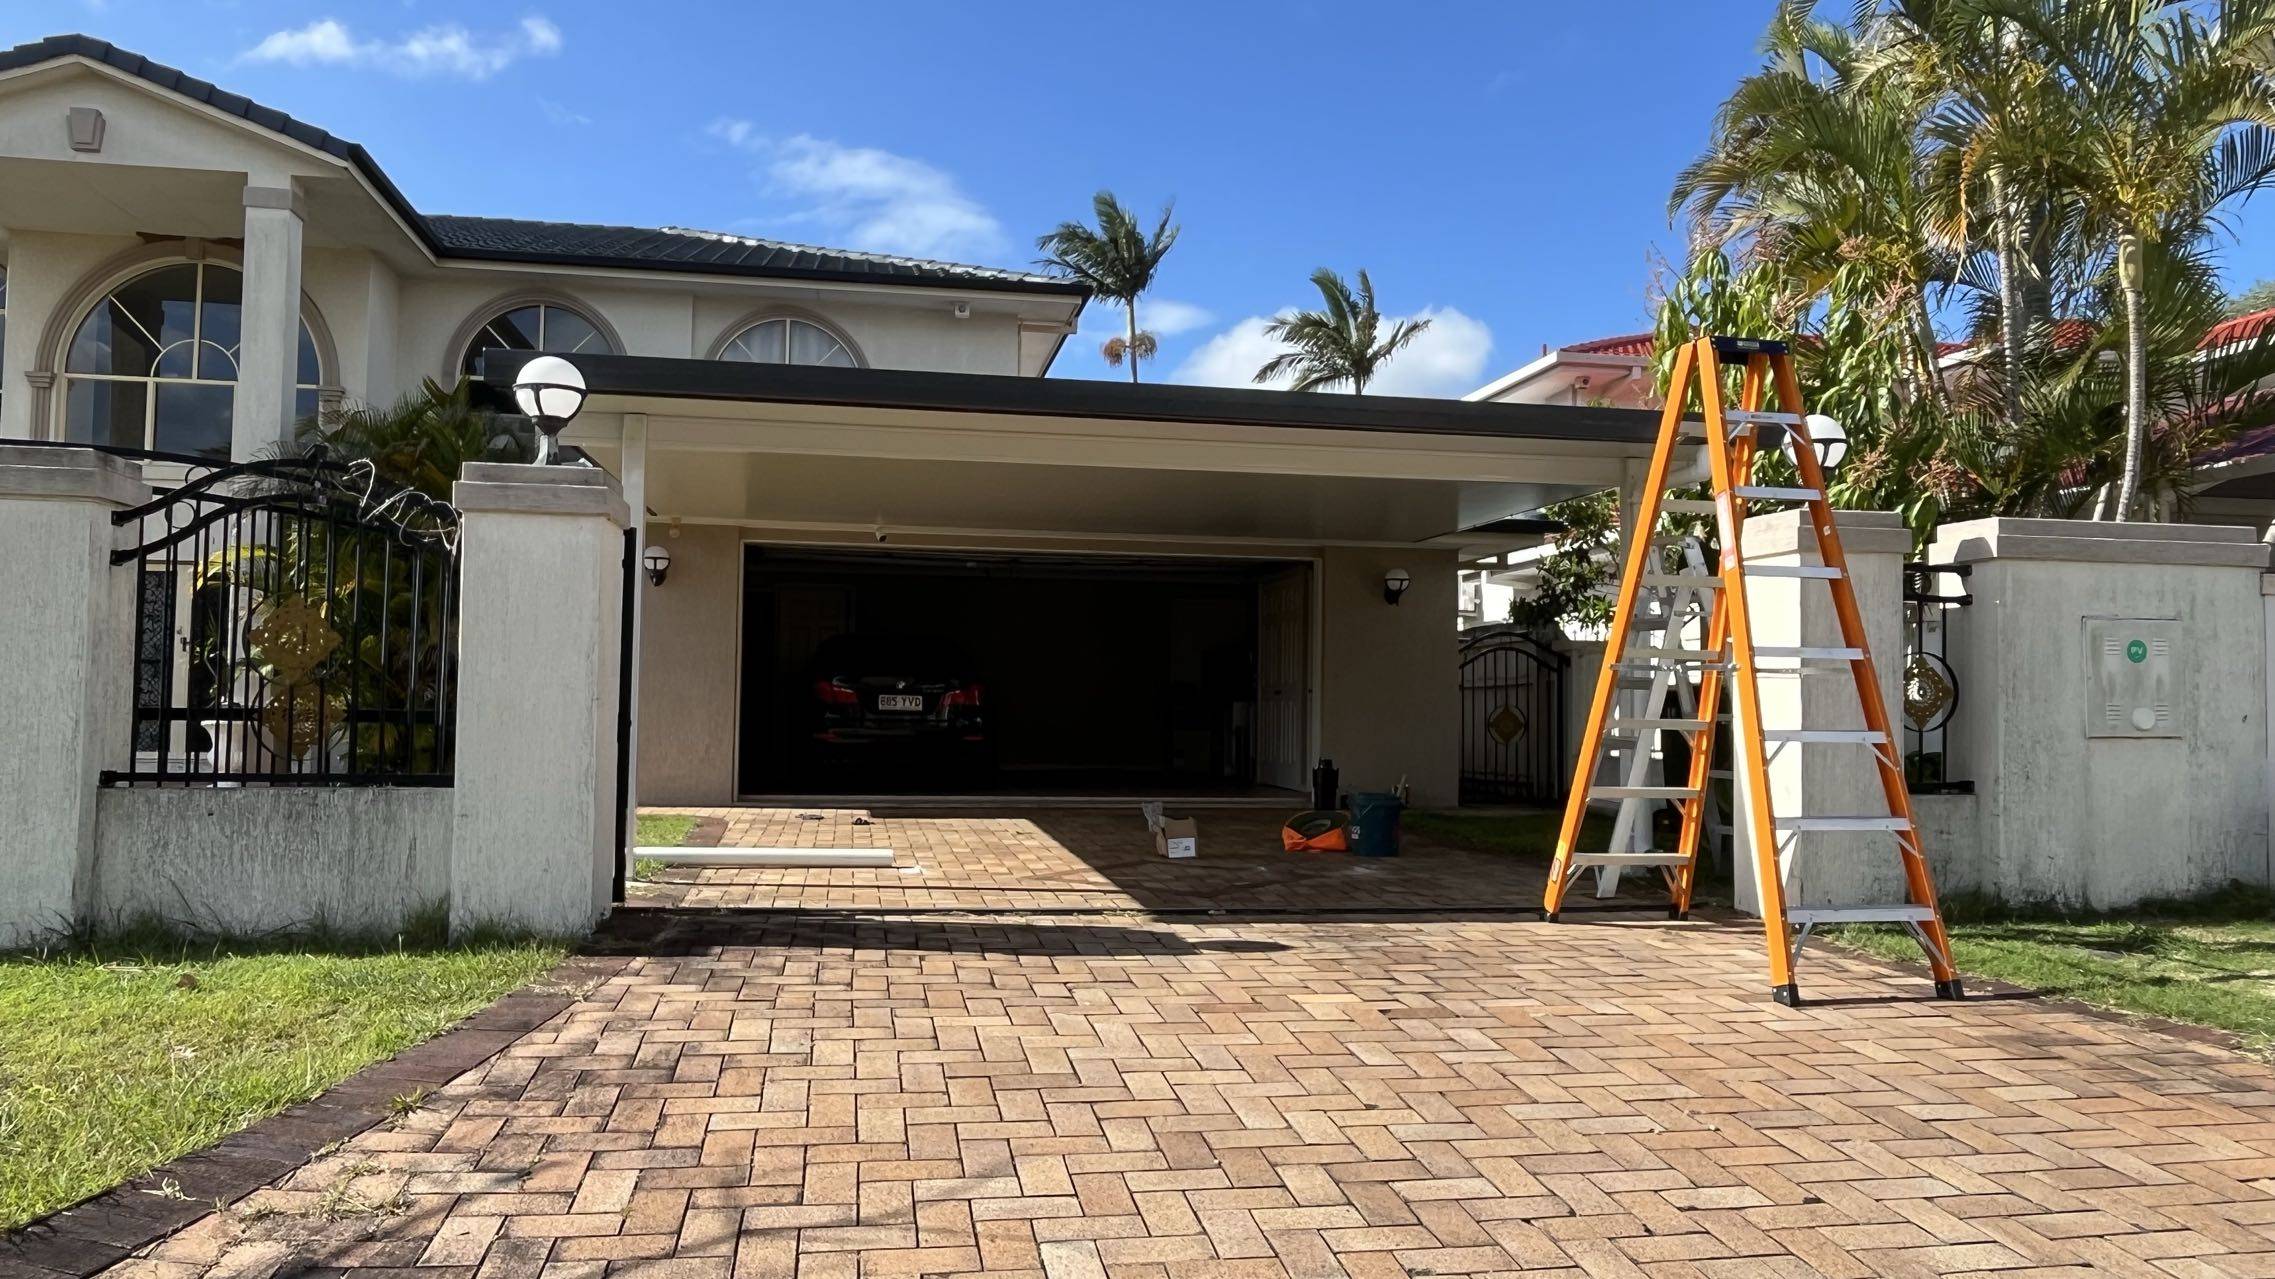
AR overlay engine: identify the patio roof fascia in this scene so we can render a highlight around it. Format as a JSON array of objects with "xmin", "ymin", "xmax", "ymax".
[{"xmin": 477, "ymin": 351, "xmax": 1663, "ymax": 449}]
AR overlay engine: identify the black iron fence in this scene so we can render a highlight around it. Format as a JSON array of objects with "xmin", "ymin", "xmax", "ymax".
[
  {"xmin": 1901, "ymin": 561, "xmax": 1972, "ymax": 794},
  {"xmin": 100, "ymin": 445, "xmax": 462, "ymax": 787},
  {"xmin": 1458, "ymin": 626, "xmax": 1569, "ymax": 804}
]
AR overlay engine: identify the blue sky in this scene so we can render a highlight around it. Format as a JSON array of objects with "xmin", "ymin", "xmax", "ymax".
[{"xmin": 20, "ymin": 0, "xmax": 2275, "ymax": 394}]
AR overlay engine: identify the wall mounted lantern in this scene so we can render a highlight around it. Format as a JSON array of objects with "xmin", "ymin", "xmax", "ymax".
[
  {"xmin": 512, "ymin": 355, "xmax": 587, "ymax": 465},
  {"xmin": 1383, "ymin": 568, "xmax": 1411, "ymax": 606},
  {"xmin": 642, "ymin": 544, "xmax": 672, "ymax": 587}
]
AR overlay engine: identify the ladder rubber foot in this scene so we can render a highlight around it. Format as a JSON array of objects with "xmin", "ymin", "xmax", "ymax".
[
  {"xmin": 1934, "ymin": 978, "xmax": 1966, "ymax": 1001},
  {"xmin": 1541, "ymin": 911, "xmax": 1560, "ymax": 923},
  {"xmin": 1667, "ymin": 907, "xmax": 1688, "ymax": 921},
  {"xmin": 1771, "ymin": 983, "xmax": 1803, "ymax": 1007}
]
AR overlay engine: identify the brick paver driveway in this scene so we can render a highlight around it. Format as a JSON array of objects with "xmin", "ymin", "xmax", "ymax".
[
  {"xmin": 633, "ymin": 807, "xmax": 1556, "ymax": 912},
  {"xmin": 102, "ymin": 809, "xmax": 2275, "ymax": 1278}
]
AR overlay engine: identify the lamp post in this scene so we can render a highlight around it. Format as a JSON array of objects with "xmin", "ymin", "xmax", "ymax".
[{"xmin": 512, "ymin": 355, "xmax": 588, "ymax": 465}]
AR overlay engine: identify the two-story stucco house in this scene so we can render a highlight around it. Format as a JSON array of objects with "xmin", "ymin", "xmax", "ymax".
[{"xmin": 0, "ymin": 34, "xmax": 1659, "ymax": 810}]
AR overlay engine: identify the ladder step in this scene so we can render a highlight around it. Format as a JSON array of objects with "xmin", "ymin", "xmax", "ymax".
[
  {"xmin": 1753, "ymin": 646, "xmax": 1864, "ymax": 662},
  {"xmin": 1626, "ymin": 647, "xmax": 1722, "ymax": 662},
  {"xmin": 1724, "ymin": 409, "xmax": 1803, "ymax": 426},
  {"xmin": 1732, "ymin": 486, "xmax": 1822, "ymax": 502},
  {"xmin": 1569, "ymin": 852, "xmax": 1691, "ymax": 867},
  {"xmin": 1606, "ymin": 717, "xmax": 1709, "ymax": 734},
  {"xmin": 1762, "ymin": 730, "xmax": 1888, "ymax": 744},
  {"xmin": 1639, "ymin": 573, "xmax": 1721, "ymax": 589},
  {"xmin": 1593, "ymin": 786, "xmax": 1702, "ymax": 800},
  {"xmin": 1660, "ymin": 498, "xmax": 1717, "ymax": 515},
  {"xmin": 1775, "ymin": 816, "xmax": 1911, "ymax": 832},
  {"xmin": 1786, "ymin": 905, "xmax": 1937, "ymax": 926},
  {"xmin": 1745, "ymin": 564, "xmax": 1843, "ymax": 580}
]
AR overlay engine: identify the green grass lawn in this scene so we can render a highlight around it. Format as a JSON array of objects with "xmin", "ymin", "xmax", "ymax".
[
  {"xmin": 631, "ymin": 812, "xmax": 697, "ymax": 882},
  {"xmin": 1829, "ymin": 885, "xmax": 2275, "ymax": 1053},
  {"xmin": 0, "ymin": 929, "xmax": 564, "ymax": 1230},
  {"xmin": 1405, "ymin": 808, "xmax": 1614, "ymax": 858},
  {"xmin": 634, "ymin": 812, "xmax": 696, "ymax": 848}
]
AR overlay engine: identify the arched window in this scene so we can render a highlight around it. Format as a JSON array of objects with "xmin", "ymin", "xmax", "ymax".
[
  {"xmin": 458, "ymin": 301, "xmax": 614, "ymax": 375},
  {"xmin": 719, "ymin": 317, "xmax": 858, "ymax": 367},
  {"xmin": 63, "ymin": 262, "xmax": 322, "ymax": 459}
]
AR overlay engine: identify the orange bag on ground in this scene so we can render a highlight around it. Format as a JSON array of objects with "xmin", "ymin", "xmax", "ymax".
[{"xmin": 1281, "ymin": 810, "xmax": 1350, "ymax": 852}]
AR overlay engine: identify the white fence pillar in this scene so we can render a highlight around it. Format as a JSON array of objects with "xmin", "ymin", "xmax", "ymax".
[
  {"xmin": 1928, "ymin": 518, "xmax": 2270, "ymax": 906},
  {"xmin": 449, "ymin": 463, "xmax": 627, "ymax": 937},
  {"xmin": 1733, "ymin": 508, "xmax": 1910, "ymax": 915},
  {"xmin": 0, "ymin": 446, "xmax": 147, "ymax": 947}
]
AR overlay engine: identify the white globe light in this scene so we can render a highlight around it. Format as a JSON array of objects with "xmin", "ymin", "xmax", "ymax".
[
  {"xmin": 513, "ymin": 355, "xmax": 588, "ymax": 423},
  {"xmin": 1797, "ymin": 413, "xmax": 1848, "ymax": 474}
]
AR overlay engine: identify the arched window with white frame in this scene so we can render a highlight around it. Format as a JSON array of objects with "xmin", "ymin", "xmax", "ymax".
[
  {"xmin": 62, "ymin": 261, "xmax": 322, "ymax": 459},
  {"xmin": 458, "ymin": 300, "xmax": 615, "ymax": 376},
  {"xmin": 718, "ymin": 316, "xmax": 860, "ymax": 367}
]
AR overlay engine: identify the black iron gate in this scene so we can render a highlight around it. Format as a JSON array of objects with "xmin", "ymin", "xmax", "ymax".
[
  {"xmin": 1458, "ymin": 627, "xmax": 1568, "ymax": 804},
  {"xmin": 102, "ymin": 446, "xmax": 461, "ymax": 787}
]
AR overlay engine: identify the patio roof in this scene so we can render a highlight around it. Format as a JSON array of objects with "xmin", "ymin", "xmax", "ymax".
[{"xmin": 475, "ymin": 351, "xmax": 1663, "ymax": 446}]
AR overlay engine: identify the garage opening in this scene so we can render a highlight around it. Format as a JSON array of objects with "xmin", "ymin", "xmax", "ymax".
[{"xmin": 738, "ymin": 547, "xmax": 1312, "ymax": 798}]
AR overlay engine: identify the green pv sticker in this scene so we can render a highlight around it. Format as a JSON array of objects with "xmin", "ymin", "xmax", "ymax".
[{"xmin": 2126, "ymin": 639, "xmax": 2148, "ymax": 663}]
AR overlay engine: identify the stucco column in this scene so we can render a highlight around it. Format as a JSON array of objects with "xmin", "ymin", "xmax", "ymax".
[
  {"xmin": 450, "ymin": 463, "xmax": 628, "ymax": 937},
  {"xmin": 232, "ymin": 184, "xmax": 305, "ymax": 462},
  {"xmin": 1928, "ymin": 518, "xmax": 2271, "ymax": 906},
  {"xmin": 1733, "ymin": 508, "xmax": 1909, "ymax": 916},
  {"xmin": 0, "ymin": 446, "xmax": 147, "ymax": 946}
]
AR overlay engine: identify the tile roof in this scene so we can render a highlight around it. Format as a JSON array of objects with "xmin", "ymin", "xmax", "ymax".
[
  {"xmin": 1561, "ymin": 333, "xmax": 1655, "ymax": 358},
  {"xmin": 422, "ymin": 217, "xmax": 1073, "ymax": 290},
  {"xmin": 0, "ymin": 34, "xmax": 1085, "ymax": 297}
]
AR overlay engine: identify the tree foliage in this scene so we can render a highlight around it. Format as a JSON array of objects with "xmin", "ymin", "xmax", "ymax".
[
  {"xmin": 1253, "ymin": 268, "xmax": 1431, "ymax": 394},
  {"xmin": 1666, "ymin": 0, "xmax": 2275, "ymax": 532},
  {"xmin": 1036, "ymin": 191, "xmax": 1181, "ymax": 383}
]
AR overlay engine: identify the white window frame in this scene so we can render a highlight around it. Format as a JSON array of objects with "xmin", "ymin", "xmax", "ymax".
[{"xmin": 61, "ymin": 261, "xmax": 321, "ymax": 454}]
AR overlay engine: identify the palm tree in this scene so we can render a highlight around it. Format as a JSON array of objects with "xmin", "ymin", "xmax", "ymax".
[
  {"xmin": 1981, "ymin": 0, "xmax": 2275, "ymax": 518},
  {"xmin": 1035, "ymin": 191, "xmax": 1180, "ymax": 383},
  {"xmin": 1669, "ymin": 5, "xmax": 1957, "ymax": 412},
  {"xmin": 292, "ymin": 377, "xmax": 523, "ymax": 500},
  {"xmin": 1252, "ymin": 268, "xmax": 1431, "ymax": 394}
]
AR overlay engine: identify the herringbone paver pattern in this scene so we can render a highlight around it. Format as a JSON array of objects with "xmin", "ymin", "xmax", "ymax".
[{"xmin": 102, "ymin": 906, "xmax": 2275, "ymax": 1278}]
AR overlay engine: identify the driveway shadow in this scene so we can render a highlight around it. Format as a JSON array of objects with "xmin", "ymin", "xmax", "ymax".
[{"xmin": 592, "ymin": 908, "xmax": 1293, "ymax": 959}]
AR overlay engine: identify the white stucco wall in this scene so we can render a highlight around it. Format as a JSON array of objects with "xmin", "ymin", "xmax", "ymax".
[
  {"xmin": 1929, "ymin": 518, "xmax": 2274, "ymax": 906},
  {"xmin": 450, "ymin": 463, "xmax": 626, "ymax": 936},
  {"xmin": 90, "ymin": 787, "xmax": 453, "ymax": 935},
  {"xmin": 0, "ymin": 447, "xmax": 143, "ymax": 948}
]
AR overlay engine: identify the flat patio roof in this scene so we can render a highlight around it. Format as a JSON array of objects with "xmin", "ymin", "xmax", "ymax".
[{"xmin": 477, "ymin": 351, "xmax": 1662, "ymax": 446}]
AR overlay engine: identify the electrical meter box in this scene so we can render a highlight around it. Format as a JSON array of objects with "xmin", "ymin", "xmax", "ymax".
[{"xmin": 2083, "ymin": 617, "xmax": 2181, "ymax": 738}]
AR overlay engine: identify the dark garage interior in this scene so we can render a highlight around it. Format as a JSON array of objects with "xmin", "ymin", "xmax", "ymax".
[{"xmin": 738, "ymin": 547, "xmax": 1304, "ymax": 796}]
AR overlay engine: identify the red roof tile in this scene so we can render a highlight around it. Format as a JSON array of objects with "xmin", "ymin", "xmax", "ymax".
[{"xmin": 1561, "ymin": 333, "xmax": 1655, "ymax": 358}]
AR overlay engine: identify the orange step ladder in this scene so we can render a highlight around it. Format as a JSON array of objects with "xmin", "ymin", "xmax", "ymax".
[{"xmin": 1542, "ymin": 334, "xmax": 1963, "ymax": 1006}]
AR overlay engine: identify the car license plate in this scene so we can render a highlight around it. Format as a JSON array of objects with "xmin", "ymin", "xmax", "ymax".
[{"xmin": 876, "ymin": 694, "xmax": 923, "ymax": 711}]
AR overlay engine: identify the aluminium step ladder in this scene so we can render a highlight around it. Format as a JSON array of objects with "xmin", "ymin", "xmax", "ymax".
[
  {"xmin": 1584, "ymin": 536, "xmax": 1727, "ymax": 901},
  {"xmin": 1542, "ymin": 334, "xmax": 1963, "ymax": 1006}
]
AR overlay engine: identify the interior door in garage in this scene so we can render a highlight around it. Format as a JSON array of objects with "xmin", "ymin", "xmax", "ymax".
[{"xmin": 1256, "ymin": 565, "xmax": 1311, "ymax": 792}]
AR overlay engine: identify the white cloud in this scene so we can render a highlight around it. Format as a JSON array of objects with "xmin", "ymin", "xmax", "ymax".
[
  {"xmin": 1078, "ymin": 297, "xmax": 1213, "ymax": 341},
  {"xmin": 1173, "ymin": 306, "xmax": 1494, "ymax": 397},
  {"xmin": 241, "ymin": 16, "xmax": 564, "ymax": 80},
  {"xmin": 705, "ymin": 120, "xmax": 1006, "ymax": 262}
]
